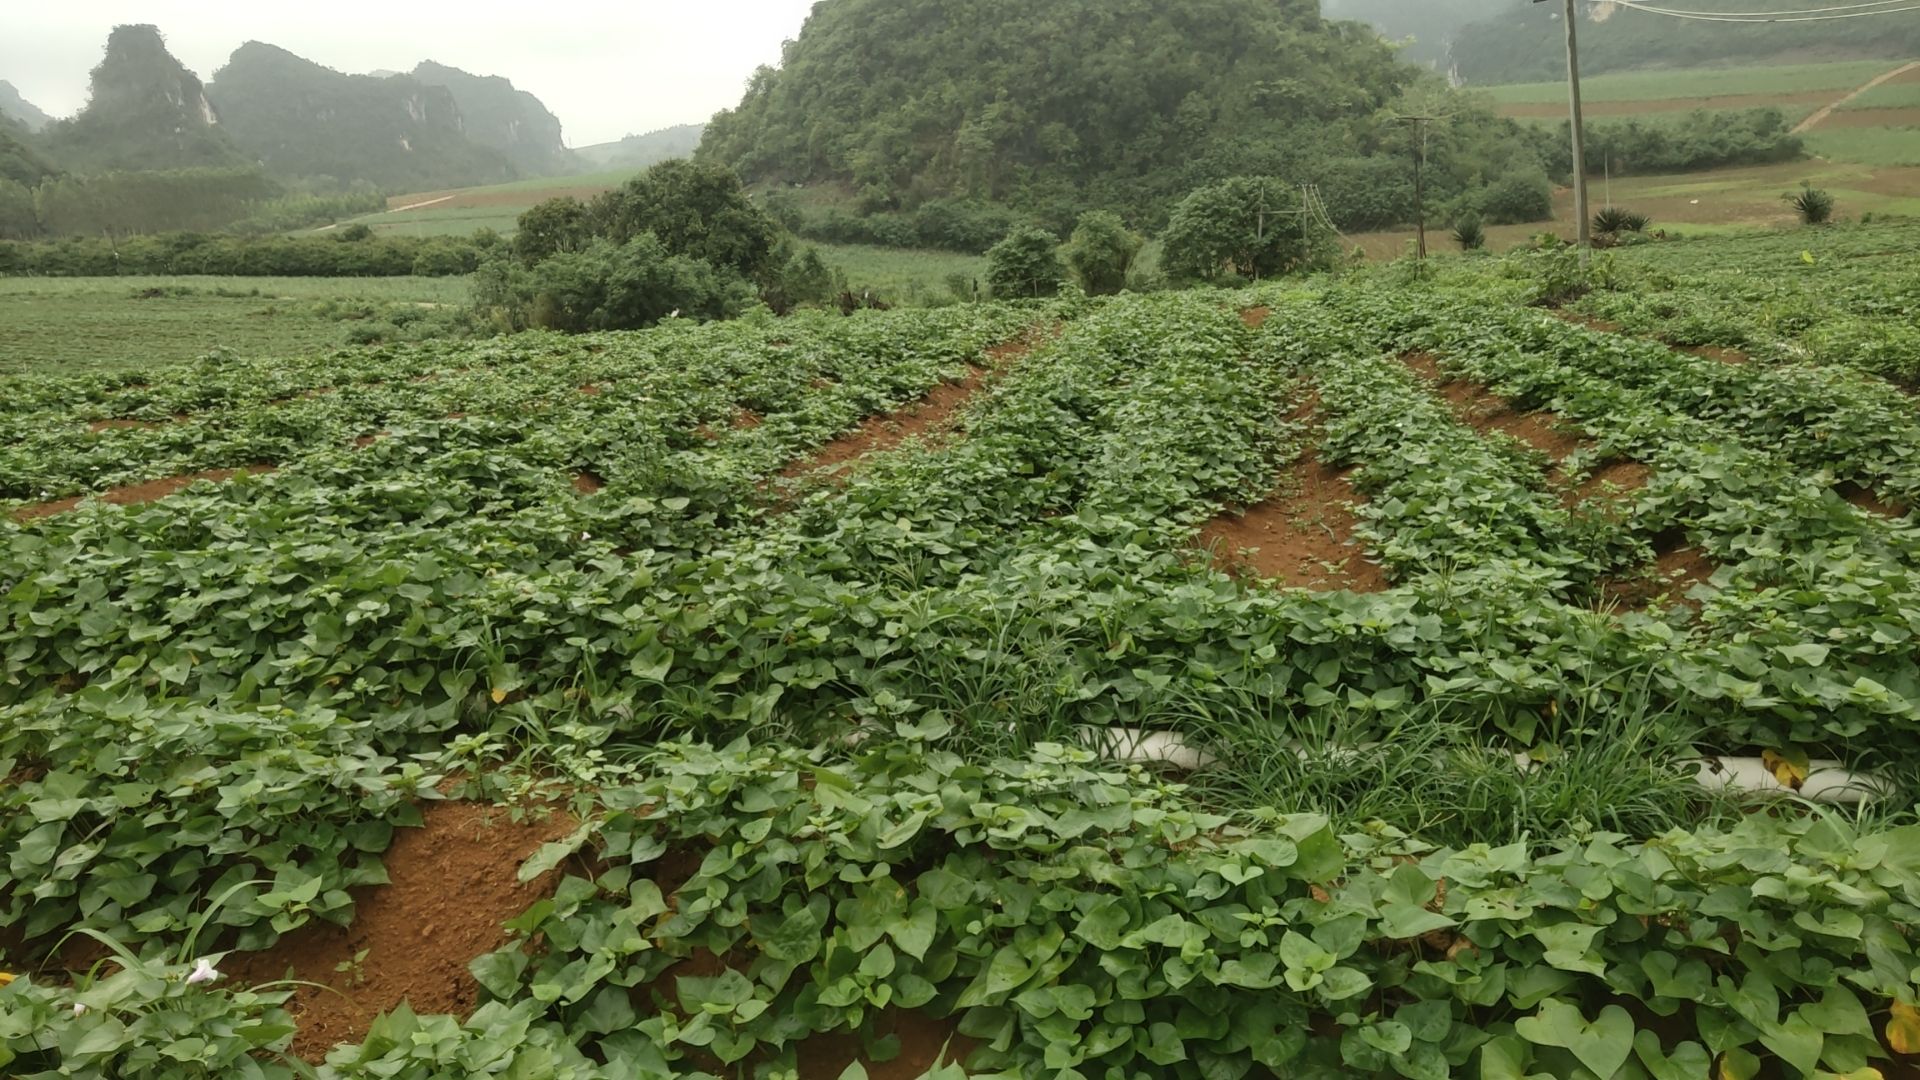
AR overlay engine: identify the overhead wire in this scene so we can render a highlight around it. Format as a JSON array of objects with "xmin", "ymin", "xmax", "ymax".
[
  {"xmin": 1590, "ymin": 0, "xmax": 1920, "ymax": 21},
  {"xmin": 1597, "ymin": 0, "xmax": 1911, "ymax": 13}
]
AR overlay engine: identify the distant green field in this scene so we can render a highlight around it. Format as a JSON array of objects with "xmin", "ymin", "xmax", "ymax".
[
  {"xmin": 0, "ymin": 276, "xmax": 469, "ymax": 374},
  {"xmin": 1840, "ymin": 82, "xmax": 1920, "ymax": 110},
  {"xmin": 347, "ymin": 207, "xmax": 525, "ymax": 237},
  {"xmin": 817, "ymin": 243, "xmax": 988, "ymax": 304},
  {"xmin": 1805, "ymin": 127, "xmax": 1920, "ymax": 166},
  {"xmin": 397, "ymin": 168, "xmax": 642, "ymax": 198},
  {"xmin": 1479, "ymin": 59, "xmax": 1894, "ymax": 104}
]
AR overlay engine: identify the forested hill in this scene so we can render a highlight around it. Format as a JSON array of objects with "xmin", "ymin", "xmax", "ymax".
[
  {"xmin": 40, "ymin": 25, "xmax": 247, "ymax": 173},
  {"xmin": 698, "ymin": 0, "xmax": 1421, "ymax": 221},
  {"xmin": 207, "ymin": 44, "xmax": 518, "ymax": 192},
  {"xmin": 0, "ymin": 82, "xmax": 52, "ymax": 133},
  {"xmin": 409, "ymin": 61, "xmax": 573, "ymax": 177}
]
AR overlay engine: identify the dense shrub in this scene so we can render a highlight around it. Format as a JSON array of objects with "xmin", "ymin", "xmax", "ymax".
[
  {"xmin": 985, "ymin": 225, "xmax": 1065, "ymax": 298},
  {"xmin": 1062, "ymin": 210, "xmax": 1143, "ymax": 295},
  {"xmin": 1162, "ymin": 176, "xmax": 1334, "ymax": 283},
  {"xmin": 0, "ymin": 232, "xmax": 481, "ymax": 277},
  {"xmin": 586, "ymin": 160, "xmax": 782, "ymax": 284},
  {"xmin": 796, "ymin": 200, "xmax": 1022, "ymax": 255},
  {"xmin": 1448, "ymin": 169, "xmax": 1555, "ymax": 226},
  {"xmin": 1552, "ymin": 108, "xmax": 1803, "ymax": 176},
  {"xmin": 472, "ymin": 235, "xmax": 756, "ymax": 333}
]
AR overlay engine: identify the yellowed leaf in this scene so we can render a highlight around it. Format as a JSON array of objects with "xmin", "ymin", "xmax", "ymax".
[
  {"xmin": 1763, "ymin": 748, "xmax": 1810, "ymax": 790},
  {"xmin": 490, "ymin": 687, "xmax": 507, "ymax": 705},
  {"xmin": 0, "ymin": 971, "xmax": 14, "ymax": 987},
  {"xmin": 1888, "ymin": 1000, "xmax": 1920, "ymax": 1056}
]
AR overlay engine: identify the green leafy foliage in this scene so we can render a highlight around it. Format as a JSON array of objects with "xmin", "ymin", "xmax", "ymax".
[
  {"xmin": 1789, "ymin": 183, "xmax": 1837, "ymax": 226},
  {"xmin": 329, "ymin": 739, "xmax": 1920, "ymax": 1079},
  {"xmin": 1162, "ymin": 176, "xmax": 1333, "ymax": 283},
  {"xmin": 1061, "ymin": 211, "xmax": 1143, "ymax": 296},
  {"xmin": 984, "ymin": 225, "xmax": 1064, "ymax": 299}
]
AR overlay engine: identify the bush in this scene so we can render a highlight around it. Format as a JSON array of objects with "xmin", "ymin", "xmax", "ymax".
[
  {"xmin": 1452, "ymin": 169, "xmax": 1555, "ymax": 226},
  {"xmin": 514, "ymin": 197, "xmax": 595, "ymax": 264},
  {"xmin": 1161, "ymin": 176, "xmax": 1333, "ymax": 283},
  {"xmin": 587, "ymin": 160, "xmax": 782, "ymax": 284},
  {"xmin": 0, "ymin": 232, "xmax": 483, "ymax": 277},
  {"xmin": 1787, "ymin": 182, "xmax": 1835, "ymax": 226},
  {"xmin": 1062, "ymin": 211, "xmax": 1143, "ymax": 295},
  {"xmin": 1452, "ymin": 212, "xmax": 1486, "ymax": 252},
  {"xmin": 986, "ymin": 225, "xmax": 1065, "ymax": 299},
  {"xmin": 472, "ymin": 235, "xmax": 755, "ymax": 333},
  {"xmin": 1592, "ymin": 207, "xmax": 1650, "ymax": 235}
]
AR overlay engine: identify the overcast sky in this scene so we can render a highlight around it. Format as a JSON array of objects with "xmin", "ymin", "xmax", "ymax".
[{"xmin": 1, "ymin": 1, "xmax": 818, "ymax": 145}]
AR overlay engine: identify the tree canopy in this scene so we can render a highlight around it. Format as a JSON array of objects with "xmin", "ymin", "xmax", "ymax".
[{"xmin": 700, "ymin": 0, "xmax": 1416, "ymax": 223}]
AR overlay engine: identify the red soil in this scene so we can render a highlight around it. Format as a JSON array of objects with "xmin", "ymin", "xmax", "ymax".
[
  {"xmin": 572, "ymin": 471, "xmax": 606, "ymax": 495},
  {"xmin": 228, "ymin": 801, "xmax": 578, "ymax": 1063},
  {"xmin": 1402, "ymin": 353, "xmax": 1590, "ymax": 462},
  {"xmin": 1839, "ymin": 482, "xmax": 1906, "ymax": 517},
  {"xmin": 11, "ymin": 466, "xmax": 275, "ymax": 522},
  {"xmin": 783, "ymin": 370, "xmax": 987, "ymax": 478},
  {"xmin": 1241, "ymin": 306, "xmax": 1272, "ymax": 329},
  {"xmin": 779, "ymin": 325, "xmax": 1050, "ymax": 481},
  {"xmin": 1601, "ymin": 535, "xmax": 1718, "ymax": 611},
  {"xmin": 1678, "ymin": 343, "xmax": 1750, "ymax": 366},
  {"xmin": 1198, "ymin": 452, "xmax": 1388, "ymax": 593},
  {"xmin": 796, "ymin": 1012, "xmax": 975, "ymax": 1080},
  {"xmin": 578, "ymin": 383, "xmax": 605, "ymax": 396},
  {"xmin": 1569, "ymin": 460, "xmax": 1654, "ymax": 508}
]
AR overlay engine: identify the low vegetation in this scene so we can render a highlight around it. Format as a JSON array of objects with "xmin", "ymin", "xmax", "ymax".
[{"xmin": 4, "ymin": 219, "xmax": 1920, "ymax": 1075}]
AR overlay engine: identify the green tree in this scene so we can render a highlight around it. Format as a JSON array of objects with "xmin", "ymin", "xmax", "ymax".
[
  {"xmin": 1062, "ymin": 211, "xmax": 1142, "ymax": 295},
  {"xmin": 0, "ymin": 179, "xmax": 37, "ymax": 239},
  {"xmin": 1161, "ymin": 177, "xmax": 1328, "ymax": 283},
  {"xmin": 514, "ymin": 197, "xmax": 594, "ymax": 264},
  {"xmin": 986, "ymin": 225, "xmax": 1064, "ymax": 299},
  {"xmin": 588, "ymin": 160, "xmax": 781, "ymax": 283},
  {"xmin": 473, "ymin": 235, "xmax": 754, "ymax": 334}
]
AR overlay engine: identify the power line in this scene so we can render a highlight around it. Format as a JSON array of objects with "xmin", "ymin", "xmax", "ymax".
[
  {"xmin": 1593, "ymin": 0, "xmax": 1920, "ymax": 21},
  {"xmin": 1603, "ymin": 0, "xmax": 1912, "ymax": 13}
]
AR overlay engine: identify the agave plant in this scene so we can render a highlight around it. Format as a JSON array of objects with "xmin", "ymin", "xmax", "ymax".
[
  {"xmin": 1786, "ymin": 182, "xmax": 1835, "ymax": 225},
  {"xmin": 1452, "ymin": 213, "xmax": 1486, "ymax": 251},
  {"xmin": 1592, "ymin": 207, "xmax": 1650, "ymax": 235}
]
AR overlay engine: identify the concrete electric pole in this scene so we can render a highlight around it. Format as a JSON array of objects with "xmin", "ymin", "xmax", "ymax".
[{"xmin": 1537, "ymin": 0, "xmax": 1591, "ymax": 264}]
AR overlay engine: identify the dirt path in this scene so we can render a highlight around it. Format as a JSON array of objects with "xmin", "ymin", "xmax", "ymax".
[
  {"xmin": 386, "ymin": 194, "xmax": 457, "ymax": 214},
  {"xmin": 1793, "ymin": 61, "xmax": 1920, "ymax": 134}
]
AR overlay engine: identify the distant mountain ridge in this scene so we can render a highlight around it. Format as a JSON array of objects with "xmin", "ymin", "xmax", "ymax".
[
  {"xmin": 0, "ymin": 81, "xmax": 53, "ymax": 132},
  {"xmin": 409, "ymin": 60, "xmax": 573, "ymax": 176},
  {"xmin": 40, "ymin": 25, "xmax": 247, "ymax": 173},
  {"xmin": 575, "ymin": 123, "xmax": 705, "ymax": 169},
  {"xmin": 207, "ymin": 41, "xmax": 519, "ymax": 191}
]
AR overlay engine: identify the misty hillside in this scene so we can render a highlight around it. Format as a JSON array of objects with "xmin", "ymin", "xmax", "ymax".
[
  {"xmin": 40, "ymin": 25, "xmax": 248, "ymax": 173},
  {"xmin": 409, "ymin": 61, "xmax": 574, "ymax": 177},
  {"xmin": 0, "ymin": 81, "xmax": 53, "ymax": 132},
  {"xmin": 1321, "ymin": 0, "xmax": 1516, "ymax": 69},
  {"xmin": 575, "ymin": 123, "xmax": 705, "ymax": 170},
  {"xmin": 208, "ymin": 43, "xmax": 518, "ymax": 191}
]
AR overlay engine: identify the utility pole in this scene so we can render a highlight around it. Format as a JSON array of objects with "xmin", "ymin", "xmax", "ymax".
[
  {"xmin": 1398, "ymin": 115, "xmax": 1438, "ymax": 260},
  {"xmin": 1537, "ymin": 0, "xmax": 1592, "ymax": 264}
]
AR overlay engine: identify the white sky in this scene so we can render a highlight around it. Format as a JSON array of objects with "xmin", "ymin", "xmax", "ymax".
[{"xmin": 0, "ymin": 0, "xmax": 819, "ymax": 146}]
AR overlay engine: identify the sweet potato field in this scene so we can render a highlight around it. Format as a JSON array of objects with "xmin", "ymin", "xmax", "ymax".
[{"xmin": 3, "ymin": 226, "xmax": 1920, "ymax": 1079}]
